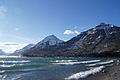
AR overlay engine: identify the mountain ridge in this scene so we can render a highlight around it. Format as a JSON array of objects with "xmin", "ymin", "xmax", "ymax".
[
  {"xmin": 12, "ymin": 44, "xmax": 35, "ymax": 56},
  {"xmin": 13, "ymin": 23, "xmax": 120, "ymax": 57},
  {"xmin": 0, "ymin": 49, "xmax": 6, "ymax": 55}
]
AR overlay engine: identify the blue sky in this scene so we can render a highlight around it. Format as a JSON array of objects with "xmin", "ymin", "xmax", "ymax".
[{"xmin": 0, "ymin": 0, "xmax": 120, "ymax": 53}]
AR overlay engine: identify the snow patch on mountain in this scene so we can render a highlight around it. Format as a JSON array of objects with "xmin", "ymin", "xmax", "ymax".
[
  {"xmin": 93, "ymin": 23, "xmax": 113, "ymax": 37},
  {"xmin": 35, "ymin": 35, "xmax": 63, "ymax": 48},
  {"xmin": 94, "ymin": 23, "xmax": 113, "ymax": 30},
  {"xmin": 71, "ymin": 23, "xmax": 114, "ymax": 48}
]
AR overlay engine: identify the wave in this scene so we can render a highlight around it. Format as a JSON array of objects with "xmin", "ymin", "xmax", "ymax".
[
  {"xmin": 53, "ymin": 60, "xmax": 78, "ymax": 63},
  {"xmin": 86, "ymin": 60, "xmax": 114, "ymax": 66},
  {"xmin": 0, "ymin": 60, "xmax": 30, "ymax": 64},
  {"xmin": 0, "ymin": 56, "xmax": 21, "ymax": 58},
  {"xmin": 53, "ymin": 60, "xmax": 100, "ymax": 65},
  {"xmin": 0, "ymin": 70, "xmax": 5, "ymax": 73},
  {"xmin": 65, "ymin": 66, "xmax": 105, "ymax": 80},
  {"xmin": 4, "ymin": 67, "xmax": 45, "ymax": 73},
  {"xmin": 0, "ymin": 64, "xmax": 16, "ymax": 67},
  {"xmin": 0, "ymin": 72, "xmax": 25, "ymax": 80}
]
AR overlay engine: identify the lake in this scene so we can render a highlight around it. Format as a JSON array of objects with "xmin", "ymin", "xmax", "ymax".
[{"xmin": 0, "ymin": 56, "xmax": 118, "ymax": 80}]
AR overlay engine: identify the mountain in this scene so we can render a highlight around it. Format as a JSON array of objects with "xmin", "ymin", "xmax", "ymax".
[
  {"xmin": 21, "ymin": 23, "xmax": 120, "ymax": 57},
  {"xmin": 0, "ymin": 49, "xmax": 6, "ymax": 55},
  {"xmin": 12, "ymin": 44, "xmax": 35, "ymax": 56},
  {"xmin": 12, "ymin": 35, "xmax": 63, "ymax": 56},
  {"xmin": 76, "ymin": 23, "xmax": 120, "ymax": 56},
  {"xmin": 34, "ymin": 35, "xmax": 63, "ymax": 49}
]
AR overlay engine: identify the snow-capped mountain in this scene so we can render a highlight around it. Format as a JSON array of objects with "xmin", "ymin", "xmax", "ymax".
[
  {"xmin": 93, "ymin": 23, "xmax": 113, "ymax": 37},
  {"xmin": 94, "ymin": 23, "xmax": 113, "ymax": 29},
  {"xmin": 34, "ymin": 35, "xmax": 63, "ymax": 48},
  {"xmin": 12, "ymin": 44, "xmax": 35, "ymax": 55},
  {"xmin": 0, "ymin": 49, "xmax": 6, "ymax": 55},
  {"xmin": 21, "ymin": 44, "xmax": 35, "ymax": 51},
  {"xmin": 19, "ymin": 23, "xmax": 120, "ymax": 57},
  {"xmin": 72, "ymin": 23, "xmax": 120, "ymax": 56},
  {"xmin": 58, "ymin": 22, "xmax": 114, "ymax": 48}
]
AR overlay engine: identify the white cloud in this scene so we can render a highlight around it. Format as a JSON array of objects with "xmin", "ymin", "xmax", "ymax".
[
  {"xmin": 0, "ymin": 42, "xmax": 27, "ymax": 53},
  {"xmin": 0, "ymin": 6, "xmax": 7, "ymax": 18},
  {"xmin": 63, "ymin": 30, "xmax": 75, "ymax": 35},
  {"xmin": 63, "ymin": 30, "xmax": 80, "ymax": 35}
]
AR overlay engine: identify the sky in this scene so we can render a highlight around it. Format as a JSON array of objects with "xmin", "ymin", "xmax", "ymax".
[{"xmin": 0, "ymin": 0, "xmax": 120, "ymax": 53}]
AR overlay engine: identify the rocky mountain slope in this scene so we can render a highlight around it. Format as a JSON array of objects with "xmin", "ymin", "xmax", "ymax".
[
  {"xmin": 17, "ymin": 23, "xmax": 120, "ymax": 57},
  {"xmin": 12, "ymin": 35, "xmax": 63, "ymax": 56},
  {"xmin": 76, "ymin": 23, "xmax": 120, "ymax": 57},
  {"xmin": 12, "ymin": 44, "xmax": 35, "ymax": 56},
  {"xmin": 0, "ymin": 49, "xmax": 6, "ymax": 55}
]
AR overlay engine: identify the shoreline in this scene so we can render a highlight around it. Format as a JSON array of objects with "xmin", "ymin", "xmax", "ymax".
[{"xmin": 84, "ymin": 60, "xmax": 120, "ymax": 80}]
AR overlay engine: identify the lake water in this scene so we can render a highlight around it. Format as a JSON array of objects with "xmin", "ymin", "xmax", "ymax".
[{"xmin": 0, "ymin": 57, "xmax": 118, "ymax": 80}]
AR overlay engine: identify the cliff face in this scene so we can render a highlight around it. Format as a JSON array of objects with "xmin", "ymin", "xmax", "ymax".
[{"xmin": 21, "ymin": 23, "xmax": 120, "ymax": 57}]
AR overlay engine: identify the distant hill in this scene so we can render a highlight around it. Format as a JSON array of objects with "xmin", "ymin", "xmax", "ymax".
[
  {"xmin": 11, "ymin": 44, "xmax": 35, "ymax": 56},
  {"xmin": 12, "ymin": 35, "xmax": 63, "ymax": 56},
  {"xmin": 14, "ymin": 23, "xmax": 120, "ymax": 57},
  {"xmin": 0, "ymin": 49, "xmax": 6, "ymax": 55}
]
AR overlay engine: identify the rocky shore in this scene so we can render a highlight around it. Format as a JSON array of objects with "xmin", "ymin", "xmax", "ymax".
[{"xmin": 84, "ymin": 59, "xmax": 120, "ymax": 80}]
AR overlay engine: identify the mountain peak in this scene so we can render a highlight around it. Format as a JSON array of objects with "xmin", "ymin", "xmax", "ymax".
[
  {"xmin": 95, "ymin": 22, "xmax": 113, "ymax": 29},
  {"xmin": 48, "ymin": 35, "xmax": 56, "ymax": 37},
  {"xmin": 44, "ymin": 35, "xmax": 58, "ymax": 40},
  {"xmin": 35, "ymin": 35, "xmax": 63, "ymax": 48},
  {"xmin": 99, "ymin": 22, "xmax": 107, "ymax": 25}
]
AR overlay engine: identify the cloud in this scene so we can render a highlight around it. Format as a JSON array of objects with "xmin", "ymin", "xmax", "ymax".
[
  {"xmin": 63, "ymin": 30, "xmax": 80, "ymax": 35},
  {"xmin": 4, "ymin": 43, "xmax": 20, "ymax": 46},
  {"xmin": 0, "ymin": 6, "xmax": 7, "ymax": 18},
  {"xmin": 0, "ymin": 42, "xmax": 27, "ymax": 53}
]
